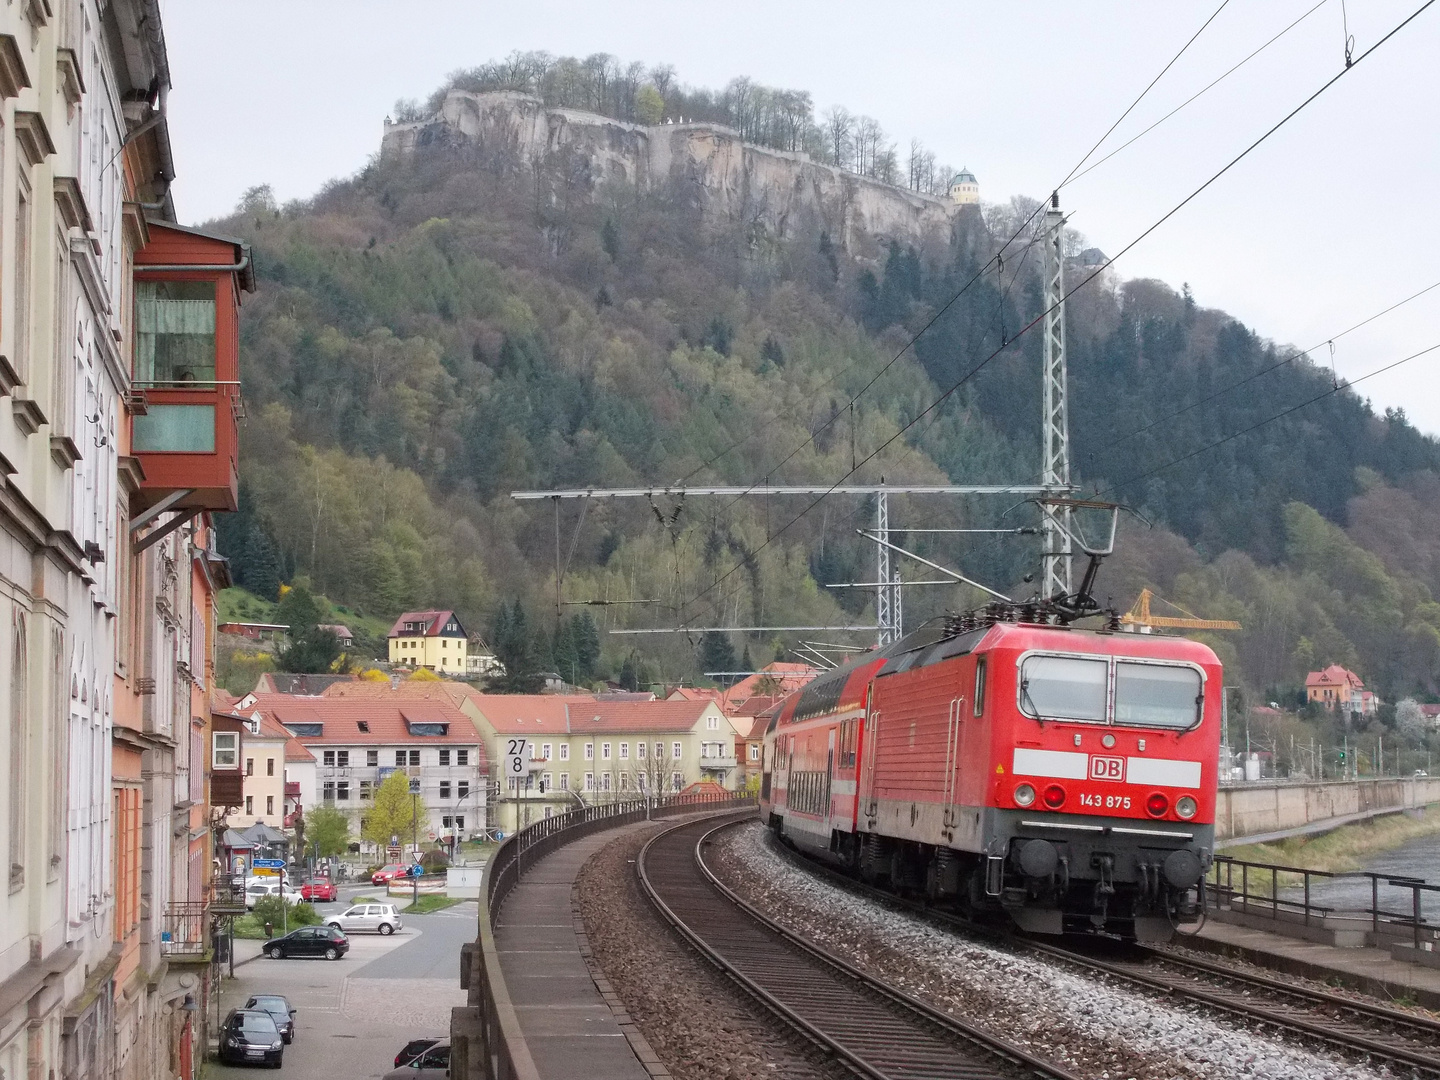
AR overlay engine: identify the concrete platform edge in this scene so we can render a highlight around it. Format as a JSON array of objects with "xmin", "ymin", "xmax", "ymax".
[{"xmin": 1180, "ymin": 930, "xmax": 1440, "ymax": 1011}]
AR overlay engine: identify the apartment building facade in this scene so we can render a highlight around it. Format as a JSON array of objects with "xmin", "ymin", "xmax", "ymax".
[
  {"xmin": 249, "ymin": 696, "xmax": 488, "ymax": 851},
  {"xmin": 0, "ymin": 5, "xmax": 251, "ymax": 1080},
  {"xmin": 321, "ymin": 683, "xmax": 746, "ymax": 835}
]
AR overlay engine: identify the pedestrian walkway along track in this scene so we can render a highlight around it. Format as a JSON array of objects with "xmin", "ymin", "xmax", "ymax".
[
  {"xmin": 637, "ymin": 817, "xmax": 1083, "ymax": 1080},
  {"xmin": 764, "ymin": 832, "xmax": 1440, "ymax": 1079}
]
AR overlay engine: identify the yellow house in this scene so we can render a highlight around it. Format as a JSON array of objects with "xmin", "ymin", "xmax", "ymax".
[
  {"xmin": 949, "ymin": 167, "xmax": 979, "ymax": 205},
  {"xmin": 388, "ymin": 609, "xmax": 471, "ymax": 674}
]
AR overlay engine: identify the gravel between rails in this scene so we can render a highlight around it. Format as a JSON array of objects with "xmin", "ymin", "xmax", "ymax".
[
  {"xmin": 575, "ymin": 822, "xmax": 847, "ymax": 1080},
  {"xmin": 710, "ymin": 821, "xmax": 1399, "ymax": 1080}
]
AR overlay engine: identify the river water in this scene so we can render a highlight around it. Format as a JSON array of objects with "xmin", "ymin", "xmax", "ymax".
[{"xmin": 1277, "ymin": 825, "xmax": 1440, "ymax": 922}]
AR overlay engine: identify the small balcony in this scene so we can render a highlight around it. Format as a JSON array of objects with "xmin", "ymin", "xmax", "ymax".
[
  {"xmin": 700, "ymin": 752, "xmax": 739, "ymax": 771},
  {"xmin": 129, "ymin": 221, "xmax": 255, "ymax": 525},
  {"xmin": 212, "ymin": 875, "xmax": 247, "ymax": 914},
  {"xmin": 161, "ymin": 901, "xmax": 211, "ymax": 959}
]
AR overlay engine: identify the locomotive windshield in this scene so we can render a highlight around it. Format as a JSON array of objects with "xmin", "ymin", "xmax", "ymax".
[
  {"xmin": 1114, "ymin": 661, "xmax": 1202, "ymax": 729},
  {"xmin": 1019, "ymin": 654, "xmax": 1203, "ymax": 729},
  {"xmin": 1019, "ymin": 655, "xmax": 1107, "ymax": 721}
]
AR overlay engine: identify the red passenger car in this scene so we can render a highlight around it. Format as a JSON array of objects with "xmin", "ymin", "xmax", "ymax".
[{"xmin": 760, "ymin": 613, "xmax": 1221, "ymax": 940}]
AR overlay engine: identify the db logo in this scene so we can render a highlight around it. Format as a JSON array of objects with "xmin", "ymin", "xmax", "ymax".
[{"xmin": 1089, "ymin": 755, "xmax": 1125, "ymax": 781}]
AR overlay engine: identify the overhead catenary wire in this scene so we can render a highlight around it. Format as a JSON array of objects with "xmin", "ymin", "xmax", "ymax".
[
  {"xmin": 1093, "ymin": 277, "xmax": 1440, "ymax": 461},
  {"xmin": 675, "ymin": 0, "xmax": 1437, "ymax": 625},
  {"xmin": 1102, "ymin": 340, "xmax": 1440, "ymax": 495}
]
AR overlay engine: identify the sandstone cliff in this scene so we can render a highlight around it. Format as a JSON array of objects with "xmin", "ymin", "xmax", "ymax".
[{"xmin": 381, "ymin": 91, "xmax": 966, "ymax": 253}]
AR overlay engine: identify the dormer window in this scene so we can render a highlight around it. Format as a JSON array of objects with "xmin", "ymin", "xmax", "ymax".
[{"xmin": 357, "ymin": 721, "xmax": 370, "ymax": 733}]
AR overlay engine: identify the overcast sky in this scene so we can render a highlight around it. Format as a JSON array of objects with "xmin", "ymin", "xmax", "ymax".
[{"xmin": 161, "ymin": 1, "xmax": 1440, "ymax": 433}]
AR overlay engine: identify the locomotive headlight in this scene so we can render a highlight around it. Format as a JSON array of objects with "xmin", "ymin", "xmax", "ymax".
[
  {"xmin": 1013, "ymin": 783, "xmax": 1037, "ymax": 807},
  {"xmin": 1175, "ymin": 795, "xmax": 1198, "ymax": 819},
  {"xmin": 1145, "ymin": 792, "xmax": 1170, "ymax": 818},
  {"xmin": 1042, "ymin": 783, "xmax": 1067, "ymax": 809}
]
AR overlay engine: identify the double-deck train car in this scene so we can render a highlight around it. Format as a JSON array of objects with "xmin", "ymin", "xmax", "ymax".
[{"xmin": 760, "ymin": 615, "xmax": 1221, "ymax": 940}]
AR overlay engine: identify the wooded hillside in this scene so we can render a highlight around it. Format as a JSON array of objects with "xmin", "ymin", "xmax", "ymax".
[{"xmin": 213, "ymin": 55, "xmax": 1440, "ymax": 710}]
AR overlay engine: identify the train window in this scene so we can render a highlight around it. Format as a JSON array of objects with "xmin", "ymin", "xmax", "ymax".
[
  {"xmin": 973, "ymin": 658, "xmax": 986, "ymax": 717},
  {"xmin": 1114, "ymin": 662, "xmax": 1202, "ymax": 729},
  {"xmin": 1019, "ymin": 654, "xmax": 1108, "ymax": 723}
]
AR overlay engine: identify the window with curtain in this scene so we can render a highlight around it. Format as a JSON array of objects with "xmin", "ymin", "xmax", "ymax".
[{"xmin": 134, "ymin": 280, "xmax": 216, "ymax": 383}]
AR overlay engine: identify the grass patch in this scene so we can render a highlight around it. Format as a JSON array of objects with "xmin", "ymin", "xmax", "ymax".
[
  {"xmin": 406, "ymin": 894, "xmax": 466, "ymax": 914},
  {"xmin": 1218, "ymin": 803, "xmax": 1440, "ymax": 895}
]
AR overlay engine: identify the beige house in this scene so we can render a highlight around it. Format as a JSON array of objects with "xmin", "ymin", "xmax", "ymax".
[
  {"xmin": 388, "ymin": 609, "xmax": 472, "ymax": 674},
  {"xmin": 227, "ymin": 711, "xmax": 312, "ymax": 830},
  {"xmin": 322, "ymin": 683, "xmax": 745, "ymax": 835}
]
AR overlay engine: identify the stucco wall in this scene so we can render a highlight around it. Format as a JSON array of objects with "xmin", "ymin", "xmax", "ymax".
[
  {"xmin": 382, "ymin": 91, "xmax": 968, "ymax": 252},
  {"xmin": 1217, "ymin": 777, "xmax": 1440, "ymax": 840}
]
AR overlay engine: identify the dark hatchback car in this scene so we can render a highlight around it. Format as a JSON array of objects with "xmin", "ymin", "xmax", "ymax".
[
  {"xmin": 262, "ymin": 924, "xmax": 349, "ymax": 960},
  {"xmin": 244, "ymin": 995, "xmax": 297, "ymax": 1043},
  {"xmin": 219, "ymin": 1008, "xmax": 284, "ymax": 1068}
]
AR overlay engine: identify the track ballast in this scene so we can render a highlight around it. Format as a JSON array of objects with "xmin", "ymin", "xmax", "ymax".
[{"xmin": 638, "ymin": 815, "xmax": 1083, "ymax": 1080}]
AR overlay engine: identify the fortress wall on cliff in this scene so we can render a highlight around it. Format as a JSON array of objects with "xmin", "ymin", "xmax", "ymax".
[{"xmin": 381, "ymin": 91, "xmax": 965, "ymax": 252}]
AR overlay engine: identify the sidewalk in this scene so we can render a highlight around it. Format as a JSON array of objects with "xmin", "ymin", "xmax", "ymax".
[{"xmin": 1186, "ymin": 918, "xmax": 1440, "ymax": 1009}]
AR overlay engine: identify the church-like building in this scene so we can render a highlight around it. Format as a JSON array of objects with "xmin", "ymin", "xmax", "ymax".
[{"xmin": 950, "ymin": 167, "xmax": 979, "ymax": 205}]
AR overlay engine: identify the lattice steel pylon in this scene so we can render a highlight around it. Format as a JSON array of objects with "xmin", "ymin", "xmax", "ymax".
[
  {"xmin": 875, "ymin": 490, "xmax": 902, "ymax": 646},
  {"xmin": 1040, "ymin": 194, "xmax": 1073, "ymax": 600}
]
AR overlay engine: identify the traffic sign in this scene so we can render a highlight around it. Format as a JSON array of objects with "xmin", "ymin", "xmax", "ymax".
[
  {"xmin": 504, "ymin": 737, "xmax": 530, "ymax": 780},
  {"xmin": 409, "ymin": 777, "xmax": 421, "ymax": 794},
  {"xmin": 252, "ymin": 867, "xmax": 278, "ymax": 877},
  {"xmin": 254, "ymin": 858, "xmax": 284, "ymax": 869}
]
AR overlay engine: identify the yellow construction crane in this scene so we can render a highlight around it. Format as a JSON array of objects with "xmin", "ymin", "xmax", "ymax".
[{"xmin": 1120, "ymin": 588, "xmax": 1241, "ymax": 632}]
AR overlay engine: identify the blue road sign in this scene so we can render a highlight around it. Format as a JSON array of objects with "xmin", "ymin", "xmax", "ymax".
[{"xmin": 253, "ymin": 858, "xmax": 285, "ymax": 869}]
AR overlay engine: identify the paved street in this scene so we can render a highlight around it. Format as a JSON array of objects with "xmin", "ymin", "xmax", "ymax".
[{"xmin": 209, "ymin": 902, "xmax": 477, "ymax": 1078}]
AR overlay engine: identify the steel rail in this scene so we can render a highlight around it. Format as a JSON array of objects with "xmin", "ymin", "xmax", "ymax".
[
  {"xmin": 763, "ymin": 831, "xmax": 1440, "ymax": 1077},
  {"xmin": 638, "ymin": 816, "xmax": 1082, "ymax": 1080}
]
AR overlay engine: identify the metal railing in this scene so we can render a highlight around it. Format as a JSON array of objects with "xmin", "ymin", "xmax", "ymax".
[
  {"xmin": 1209, "ymin": 854, "xmax": 1439, "ymax": 949},
  {"xmin": 160, "ymin": 901, "xmax": 210, "ymax": 957},
  {"xmin": 211, "ymin": 875, "xmax": 248, "ymax": 913},
  {"xmin": 460, "ymin": 789, "xmax": 755, "ymax": 1080}
]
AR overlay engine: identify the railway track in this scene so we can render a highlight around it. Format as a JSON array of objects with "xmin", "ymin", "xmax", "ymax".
[
  {"xmin": 638, "ymin": 815, "xmax": 1083, "ymax": 1080},
  {"xmin": 759, "ymin": 825, "xmax": 1440, "ymax": 1077},
  {"xmin": 1032, "ymin": 938, "xmax": 1440, "ymax": 1077}
]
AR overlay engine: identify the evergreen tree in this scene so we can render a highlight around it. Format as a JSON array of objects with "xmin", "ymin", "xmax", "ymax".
[
  {"xmin": 698, "ymin": 631, "xmax": 737, "ymax": 684},
  {"xmin": 487, "ymin": 601, "xmax": 545, "ymax": 692},
  {"xmin": 244, "ymin": 524, "xmax": 284, "ymax": 601},
  {"xmin": 362, "ymin": 540, "xmax": 406, "ymax": 614},
  {"xmin": 601, "ymin": 218, "xmax": 620, "ymax": 262},
  {"xmin": 740, "ymin": 645, "xmax": 754, "ymax": 674},
  {"xmin": 574, "ymin": 613, "xmax": 602, "ymax": 681}
]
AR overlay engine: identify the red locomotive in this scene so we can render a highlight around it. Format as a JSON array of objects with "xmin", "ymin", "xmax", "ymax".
[{"xmin": 760, "ymin": 610, "xmax": 1220, "ymax": 940}]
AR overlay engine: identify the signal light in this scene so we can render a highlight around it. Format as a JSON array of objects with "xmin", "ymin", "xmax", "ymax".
[
  {"xmin": 1176, "ymin": 795, "xmax": 1198, "ymax": 819},
  {"xmin": 1043, "ymin": 783, "xmax": 1066, "ymax": 809},
  {"xmin": 1014, "ymin": 783, "xmax": 1037, "ymax": 807},
  {"xmin": 1145, "ymin": 792, "xmax": 1169, "ymax": 818}
]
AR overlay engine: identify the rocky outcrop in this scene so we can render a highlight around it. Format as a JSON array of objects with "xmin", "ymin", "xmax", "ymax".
[{"xmin": 382, "ymin": 91, "xmax": 964, "ymax": 253}]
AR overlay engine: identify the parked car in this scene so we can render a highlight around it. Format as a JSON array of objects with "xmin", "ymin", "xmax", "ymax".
[
  {"xmin": 394, "ymin": 1038, "xmax": 440, "ymax": 1068},
  {"xmin": 299, "ymin": 879, "xmax": 337, "ymax": 902},
  {"xmin": 243, "ymin": 995, "xmax": 297, "ymax": 1043},
  {"xmin": 218, "ymin": 1008, "xmax": 284, "ymax": 1068},
  {"xmin": 262, "ymin": 924, "xmax": 350, "ymax": 960},
  {"xmin": 383, "ymin": 1039, "xmax": 449, "ymax": 1078},
  {"xmin": 245, "ymin": 880, "xmax": 301, "ymax": 909},
  {"xmin": 326, "ymin": 902, "xmax": 403, "ymax": 936},
  {"xmin": 370, "ymin": 863, "xmax": 410, "ymax": 885}
]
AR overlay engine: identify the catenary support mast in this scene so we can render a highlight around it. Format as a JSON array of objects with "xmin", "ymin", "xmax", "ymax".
[{"xmin": 1040, "ymin": 193, "xmax": 1073, "ymax": 599}]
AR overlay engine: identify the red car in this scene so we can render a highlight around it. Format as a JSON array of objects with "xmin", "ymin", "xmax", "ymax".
[
  {"xmin": 370, "ymin": 864, "xmax": 408, "ymax": 886},
  {"xmin": 300, "ymin": 879, "xmax": 337, "ymax": 902}
]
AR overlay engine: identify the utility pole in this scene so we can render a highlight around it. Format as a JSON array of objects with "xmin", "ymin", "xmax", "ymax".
[
  {"xmin": 1040, "ymin": 192, "xmax": 1072, "ymax": 599},
  {"xmin": 875, "ymin": 491, "xmax": 901, "ymax": 647}
]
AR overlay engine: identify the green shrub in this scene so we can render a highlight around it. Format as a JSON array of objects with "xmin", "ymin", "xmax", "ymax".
[
  {"xmin": 251, "ymin": 896, "xmax": 319, "ymax": 930},
  {"xmin": 419, "ymin": 849, "xmax": 450, "ymax": 871}
]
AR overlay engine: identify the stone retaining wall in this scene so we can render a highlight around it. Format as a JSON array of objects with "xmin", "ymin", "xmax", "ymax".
[{"xmin": 1217, "ymin": 777, "xmax": 1440, "ymax": 840}]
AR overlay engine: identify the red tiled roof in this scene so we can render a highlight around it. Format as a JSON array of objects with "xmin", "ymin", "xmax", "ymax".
[
  {"xmin": 571, "ymin": 699, "xmax": 729, "ymax": 734},
  {"xmin": 250, "ymin": 694, "xmax": 484, "ymax": 759},
  {"xmin": 388, "ymin": 610, "xmax": 459, "ymax": 638},
  {"xmin": 719, "ymin": 663, "xmax": 818, "ymax": 712},
  {"xmin": 1305, "ymin": 664, "xmax": 1364, "ymax": 689},
  {"xmin": 667, "ymin": 687, "xmax": 723, "ymax": 702},
  {"xmin": 738, "ymin": 714, "xmax": 772, "ymax": 740},
  {"xmin": 462, "ymin": 693, "xmax": 589, "ymax": 734}
]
